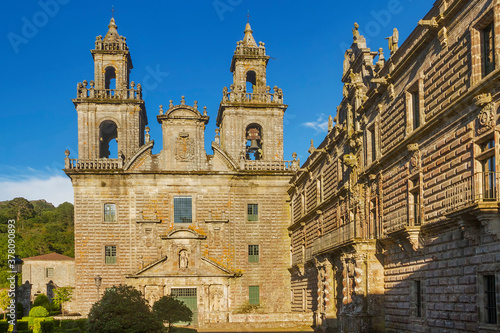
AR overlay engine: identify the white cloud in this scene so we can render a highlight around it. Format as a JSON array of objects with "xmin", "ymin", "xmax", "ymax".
[
  {"xmin": 302, "ymin": 113, "xmax": 329, "ymax": 133},
  {"xmin": 0, "ymin": 175, "xmax": 73, "ymax": 206}
]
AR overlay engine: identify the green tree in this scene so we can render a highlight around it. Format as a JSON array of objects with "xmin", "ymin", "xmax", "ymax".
[
  {"xmin": 53, "ymin": 287, "xmax": 73, "ymax": 317},
  {"xmin": 0, "ymin": 290, "xmax": 10, "ymax": 319},
  {"xmin": 87, "ymin": 285, "xmax": 163, "ymax": 333},
  {"xmin": 153, "ymin": 295, "xmax": 193, "ymax": 332}
]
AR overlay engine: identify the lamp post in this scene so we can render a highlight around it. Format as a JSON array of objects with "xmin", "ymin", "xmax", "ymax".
[
  {"xmin": 12, "ymin": 255, "xmax": 23, "ymax": 333},
  {"xmin": 94, "ymin": 275, "xmax": 102, "ymax": 301}
]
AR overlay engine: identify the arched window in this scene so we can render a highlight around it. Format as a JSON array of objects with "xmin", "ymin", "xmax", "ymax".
[
  {"xmin": 246, "ymin": 71, "xmax": 256, "ymax": 93},
  {"xmin": 245, "ymin": 123, "xmax": 262, "ymax": 160},
  {"xmin": 99, "ymin": 120, "xmax": 118, "ymax": 158},
  {"xmin": 104, "ymin": 66, "xmax": 116, "ymax": 91}
]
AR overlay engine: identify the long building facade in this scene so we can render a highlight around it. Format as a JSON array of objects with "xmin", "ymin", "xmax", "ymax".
[
  {"xmin": 65, "ymin": 1, "xmax": 500, "ymax": 332},
  {"xmin": 289, "ymin": 0, "xmax": 500, "ymax": 332},
  {"xmin": 64, "ymin": 19, "xmax": 309, "ymax": 329}
]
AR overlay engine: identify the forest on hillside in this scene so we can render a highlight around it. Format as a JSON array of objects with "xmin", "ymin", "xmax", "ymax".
[{"xmin": 0, "ymin": 197, "xmax": 74, "ymax": 287}]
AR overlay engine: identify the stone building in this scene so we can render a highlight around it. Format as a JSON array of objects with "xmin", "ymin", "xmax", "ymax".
[
  {"xmin": 21, "ymin": 253, "xmax": 75, "ymax": 308},
  {"xmin": 288, "ymin": 0, "xmax": 500, "ymax": 332},
  {"xmin": 64, "ymin": 18, "xmax": 309, "ymax": 328}
]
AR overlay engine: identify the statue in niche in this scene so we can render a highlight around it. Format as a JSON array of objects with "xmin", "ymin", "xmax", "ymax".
[{"xmin": 179, "ymin": 250, "xmax": 189, "ymax": 269}]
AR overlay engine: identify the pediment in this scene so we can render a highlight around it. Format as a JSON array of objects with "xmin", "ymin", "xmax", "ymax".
[
  {"xmin": 128, "ymin": 256, "xmax": 235, "ymax": 278},
  {"xmin": 167, "ymin": 107, "xmax": 199, "ymax": 118},
  {"xmin": 161, "ymin": 228, "xmax": 207, "ymax": 240}
]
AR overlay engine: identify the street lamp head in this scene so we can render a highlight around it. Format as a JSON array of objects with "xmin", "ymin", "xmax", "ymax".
[
  {"xmin": 13, "ymin": 255, "xmax": 23, "ymax": 274},
  {"xmin": 94, "ymin": 275, "xmax": 102, "ymax": 288}
]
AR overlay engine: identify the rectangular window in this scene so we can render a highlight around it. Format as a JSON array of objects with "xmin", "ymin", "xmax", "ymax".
[
  {"xmin": 174, "ymin": 196, "xmax": 192, "ymax": 223},
  {"xmin": 105, "ymin": 245, "xmax": 117, "ymax": 264},
  {"xmin": 316, "ymin": 177, "xmax": 323, "ymax": 205},
  {"xmin": 412, "ymin": 91, "xmax": 420, "ymax": 130},
  {"xmin": 249, "ymin": 286, "xmax": 260, "ymax": 305},
  {"xmin": 484, "ymin": 22, "xmax": 495, "ymax": 77},
  {"xmin": 247, "ymin": 204, "xmax": 258, "ymax": 221},
  {"xmin": 415, "ymin": 280, "xmax": 422, "ymax": 317},
  {"xmin": 45, "ymin": 268, "xmax": 54, "ymax": 278},
  {"xmin": 485, "ymin": 275, "xmax": 497, "ymax": 324},
  {"xmin": 410, "ymin": 178, "xmax": 422, "ymax": 226},
  {"xmin": 248, "ymin": 245, "xmax": 259, "ymax": 263},
  {"xmin": 104, "ymin": 203, "xmax": 116, "ymax": 222}
]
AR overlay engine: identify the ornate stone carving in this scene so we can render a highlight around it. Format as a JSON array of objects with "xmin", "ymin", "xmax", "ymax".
[
  {"xmin": 474, "ymin": 93, "xmax": 494, "ymax": 134},
  {"xmin": 175, "ymin": 131, "xmax": 195, "ymax": 161}
]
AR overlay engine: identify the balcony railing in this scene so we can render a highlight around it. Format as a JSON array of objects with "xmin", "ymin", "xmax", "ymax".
[
  {"xmin": 444, "ymin": 172, "xmax": 499, "ymax": 213},
  {"xmin": 312, "ymin": 223, "xmax": 355, "ymax": 254},
  {"xmin": 383, "ymin": 203, "xmax": 422, "ymax": 235},
  {"xmin": 65, "ymin": 158, "xmax": 123, "ymax": 170}
]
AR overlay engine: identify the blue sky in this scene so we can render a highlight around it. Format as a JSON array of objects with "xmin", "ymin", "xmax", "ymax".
[{"xmin": 0, "ymin": 0, "xmax": 432, "ymax": 205}]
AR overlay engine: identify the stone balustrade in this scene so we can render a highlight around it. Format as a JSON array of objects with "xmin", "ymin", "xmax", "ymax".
[
  {"xmin": 222, "ymin": 88, "xmax": 284, "ymax": 104},
  {"xmin": 234, "ymin": 45, "xmax": 266, "ymax": 56},
  {"xmin": 76, "ymin": 86, "xmax": 142, "ymax": 100},
  {"xmin": 94, "ymin": 38, "xmax": 128, "ymax": 51},
  {"xmin": 65, "ymin": 158, "xmax": 123, "ymax": 170},
  {"xmin": 244, "ymin": 160, "xmax": 296, "ymax": 171}
]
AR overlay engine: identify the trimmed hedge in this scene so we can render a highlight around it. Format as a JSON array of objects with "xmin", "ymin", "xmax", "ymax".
[
  {"xmin": 0, "ymin": 321, "xmax": 8, "ymax": 333},
  {"xmin": 18, "ymin": 320, "xmax": 30, "ymax": 330},
  {"xmin": 40, "ymin": 321, "xmax": 54, "ymax": 333},
  {"xmin": 62, "ymin": 329, "xmax": 81, "ymax": 333},
  {"xmin": 60, "ymin": 319, "xmax": 86, "ymax": 330}
]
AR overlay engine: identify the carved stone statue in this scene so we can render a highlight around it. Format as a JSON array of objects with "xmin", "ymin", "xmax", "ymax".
[
  {"xmin": 179, "ymin": 250, "xmax": 189, "ymax": 269},
  {"xmin": 387, "ymin": 28, "xmax": 399, "ymax": 55}
]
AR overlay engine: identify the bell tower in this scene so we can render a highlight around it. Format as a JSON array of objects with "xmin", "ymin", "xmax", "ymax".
[
  {"xmin": 216, "ymin": 23, "xmax": 287, "ymax": 162},
  {"xmin": 73, "ymin": 18, "xmax": 146, "ymax": 160}
]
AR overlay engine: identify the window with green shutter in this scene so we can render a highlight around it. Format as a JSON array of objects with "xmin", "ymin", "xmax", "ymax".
[
  {"xmin": 105, "ymin": 245, "xmax": 117, "ymax": 264},
  {"xmin": 248, "ymin": 245, "xmax": 259, "ymax": 263},
  {"xmin": 249, "ymin": 286, "xmax": 259, "ymax": 305},
  {"xmin": 247, "ymin": 204, "xmax": 258, "ymax": 221}
]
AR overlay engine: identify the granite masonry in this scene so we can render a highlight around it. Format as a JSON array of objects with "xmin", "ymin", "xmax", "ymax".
[
  {"xmin": 65, "ymin": 0, "xmax": 500, "ymax": 332},
  {"xmin": 288, "ymin": 0, "xmax": 500, "ymax": 332},
  {"xmin": 64, "ymin": 18, "xmax": 308, "ymax": 329}
]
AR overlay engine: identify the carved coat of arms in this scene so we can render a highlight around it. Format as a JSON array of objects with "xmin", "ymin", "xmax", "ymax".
[{"xmin": 175, "ymin": 131, "xmax": 194, "ymax": 161}]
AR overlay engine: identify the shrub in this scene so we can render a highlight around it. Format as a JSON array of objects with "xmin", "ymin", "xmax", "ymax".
[
  {"xmin": 29, "ymin": 306, "xmax": 49, "ymax": 318},
  {"xmin": 33, "ymin": 294, "xmax": 51, "ymax": 312},
  {"xmin": 152, "ymin": 296, "xmax": 192, "ymax": 333},
  {"xmin": 233, "ymin": 302, "xmax": 260, "ymax": 314},
  {"xmin": 87, "ymin": 285, "xmax": 163, "ymax": 333},
  {"xmin": 63, "ymin": 329, "xmax": 81, "ymax": 333}
]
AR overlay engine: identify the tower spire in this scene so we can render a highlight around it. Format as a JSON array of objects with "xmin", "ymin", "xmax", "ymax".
[
  {"xmin": 243, "ymin": 21, "xmax": 257, "ymax": 47},
  {"xmin": 104, "ymin": 17, "xmax": 120, "ymax": 42}
]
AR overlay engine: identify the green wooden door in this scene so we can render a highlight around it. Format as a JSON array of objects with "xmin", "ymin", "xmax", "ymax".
[{"xmin": 171, "ymin": 288, "xmax": 198, "ymax": 326}]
